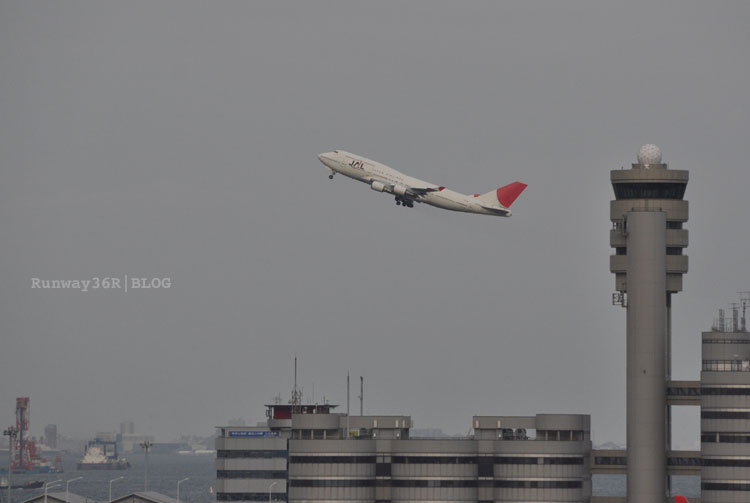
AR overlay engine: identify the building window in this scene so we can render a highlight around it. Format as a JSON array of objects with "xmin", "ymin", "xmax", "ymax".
[
  {"xmin": 702, "ymin": 387, "xmax": 750, "ymax": 395},
  {"xmin": 478, "ymin": 456, "xmax": 494, "ymax": 477},
  {"xmin": 217, "ymin": 493, "xmax": 286, "ymax": 502},
  {"xmin": 594, "ymin": 456, "xmax": 627, "ymax": 465},
  {"xmin": 290, "ymin": 455, "xmax": 375, "ymax": 464},
  {"xmin": 703, "ymin": 458, "xmax": 750, "ymax": 466},
  {"xmin": 702, "ymin": 432, "xmax": 750, "ymax": 443},
  {"xmin": 289, "ymin": 479, "xmax": 376, "ymax": 488},
  {"xmin": 495, "ymin": 480, "xmax": 583, "ymax": 489},
  {"xmin": 392, "ymin": 456, "xmax": 477, "ymax": 464},
  {"xmin": 612, "ymin": 182, "xmax": 687, "ymax": 200},
  {"xmin": 216, "ymin": 470, "xmax": 287, "ymax": 479},
  {"xmin": 496, "ymin": 456, "xmax": 584, "ymax": 465},
  {"xmin": 390, "ymin": 480, "xmax": 477, "ymax": 488},
  {"xmin": 717, "ymin": 434, "xmax": 750, "ymax": 443},
  {"xmin": 535, "ymin": 429, "xmax": 582, "ymax": 441},
  {"xmin": 702, "ymin": 482, "xmax": 750, "ymax": 491},
  {"xmin": 667, "ymin": 457, "xmax": 701, "ymax": 466},
  {"xmin": 667, "ymin": 386, "xmax": 700, "ymax": 396},
  {"xmin": 217, "ymin": 450, "xmax": 287, "ymax": 459},
  {"xmin": 702, "ymin": 360, "xmax": 750, "ymax": 372},
  {"xmin": 702, "ymin": 410, "xmax": 750, "ymax": 420},
  {"xmin": 375, "ymin": 462, "xmax": 391, "ymax": 477}
]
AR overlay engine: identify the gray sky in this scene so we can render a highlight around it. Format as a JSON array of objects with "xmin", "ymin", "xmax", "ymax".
[{"xmin": 1, "ymin": 1, "xmax": 749, "ymax": 448}]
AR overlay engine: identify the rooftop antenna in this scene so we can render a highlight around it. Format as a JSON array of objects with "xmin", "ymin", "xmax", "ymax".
[
  {"xmin": 346, "ymin": 372, "xmax": 350, "ymax": 439},
  {"xmin": 731, "ymin": 303, "xmax": 740, "ymax": 332},
  {"xmin": 290, "ymin": 356, "xmax": 302, "ymax": 414},
  {"xmin": 739, "ymin": 292, "xmax": 750, "ymax": 332},
  {"xmin": 358, "ymin": 376, "xmax": 364, "ymax": 416}
]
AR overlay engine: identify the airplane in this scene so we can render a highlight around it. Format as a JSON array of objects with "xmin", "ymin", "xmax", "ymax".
[{"xmin": 317, "ymin": 150, "xmax": 527, "ymax": 217}]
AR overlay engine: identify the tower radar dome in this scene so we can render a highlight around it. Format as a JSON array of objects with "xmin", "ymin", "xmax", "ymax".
[{"xmin": 638, "ymin": 144, "xmax": 662, "ymax": 165}]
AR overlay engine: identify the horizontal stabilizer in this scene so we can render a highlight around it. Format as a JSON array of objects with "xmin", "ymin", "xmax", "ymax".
[{"xmin": 478, "ymin": 206, "xmax": 511, "ymax": 216}]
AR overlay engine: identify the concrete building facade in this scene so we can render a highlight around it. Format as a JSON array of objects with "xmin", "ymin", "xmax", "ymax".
[
  {"xmin": 216, "ymin": 405, "xmax": 591, "ymax": 503},
  {"xmin": 701, "ymin": 316, "xmax": 750, "ymax": 503}
]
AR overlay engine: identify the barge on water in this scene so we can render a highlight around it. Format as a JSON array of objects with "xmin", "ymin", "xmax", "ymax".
[{"xmin": 77, "ymin": 438, "xmax": 130, "ymax": 470}]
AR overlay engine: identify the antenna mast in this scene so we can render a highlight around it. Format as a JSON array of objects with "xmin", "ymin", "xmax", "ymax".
[
  {"xmin": 346, "ymin": 372, "xmax": 350, "ymax": 439},
  {"xmin": 740, "ymin": 292, "xmax": 750, "ymax": 332},
  {"xmin": 731, "ymin": 303, "xmax": 740, "ymax": 332},
  {"xmin": 290, "ymin": 356, "xmax": 302, "ymax": 414},
  {"xmin": 359, "ymin": 376, "xmax": 364, "ymax": 416}
]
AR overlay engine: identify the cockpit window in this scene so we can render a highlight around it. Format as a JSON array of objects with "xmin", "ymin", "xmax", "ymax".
[{"xmin": 333, "ymin": 150, "xmax": 339, "ymax": 153}]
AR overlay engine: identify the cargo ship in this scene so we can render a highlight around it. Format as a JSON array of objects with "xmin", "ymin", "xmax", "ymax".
[
  {"xmin": 76, "ymin": 441, "xmax": 130, "ymax": 470},
  {"xmin": 0, "ymin": 478, "xmax": 44, "ymax": 490}
]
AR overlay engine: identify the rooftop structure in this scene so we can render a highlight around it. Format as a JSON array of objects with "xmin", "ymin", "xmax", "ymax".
[
  {"xmin": 111, "ymin": 492, "xmax": 180, "ymax": 503},
  {"xmin": 21, "ymin": 492, "xmax": 98, "ymax": 503},
  {"xmin": 22, "ymin": 492, "xmax": 178, "ymax": 503}
]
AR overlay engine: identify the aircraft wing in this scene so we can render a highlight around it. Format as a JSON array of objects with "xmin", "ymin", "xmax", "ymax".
[
  {"xmin": 408, "ymin": 186, "xmax": 444, "ymax": 196},
  {"xmin": 370, "ymin": 179, "xmax": 443, "ymax": 199}
]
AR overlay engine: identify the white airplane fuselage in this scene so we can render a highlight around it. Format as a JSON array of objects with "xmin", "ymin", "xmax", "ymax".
[{"xmin": 318, "ymin": 151, "xmax": 525, "ymax": 217}]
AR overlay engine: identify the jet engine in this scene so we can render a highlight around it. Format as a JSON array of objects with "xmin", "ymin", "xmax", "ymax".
[
  {"xmin": 393, "ymin": 184, "xmax": 409, "ymax": 196},
  {"xmin": 371, "ymin": 180, "xmax": 387, "ymax": 192}
]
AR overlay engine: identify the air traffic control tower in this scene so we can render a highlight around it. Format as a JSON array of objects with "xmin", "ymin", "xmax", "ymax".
[{"xmin": 609, "ymin": 145, "xmax": 689, "ymax": 503}]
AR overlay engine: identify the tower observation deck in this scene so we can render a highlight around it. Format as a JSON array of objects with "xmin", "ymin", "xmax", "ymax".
[{"xmin": 609, "ymin": 145, "xmax": 689, "ymax": 503}]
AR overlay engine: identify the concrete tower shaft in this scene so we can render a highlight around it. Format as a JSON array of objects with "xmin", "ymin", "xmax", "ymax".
[
  {"xmin": 610, "ymin": 152, "xmax": 688, "ymax": 503},
  {"xmin": 626, "ymin": 212, "xmax": 667, "ymax": 503}
]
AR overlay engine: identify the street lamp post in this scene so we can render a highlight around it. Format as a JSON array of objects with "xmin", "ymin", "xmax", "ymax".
[
  {"xmin": 108, "ymin": 476, "xmax": 124, "ymax": 503},
  {"xmin": 268, "ymin": 481, "xmax": 277, "ymax": 503},
  {"xmin": 44, "ymin": 479, "xmax": 62, "ymax": 503},
  {"xmin": 65, "ymin": 477, "xmax": 83, "ymax": 503},
  {"xmin": 3, "ymin": 426, "xmax": 17, "ymax": 503},
  {"xmin": 139, "ymin": 441, "xmax": 152, "ymax": 492},
  {"xmin": 176, "ymin": 478, "xmax": 189, "ymax": 503}
]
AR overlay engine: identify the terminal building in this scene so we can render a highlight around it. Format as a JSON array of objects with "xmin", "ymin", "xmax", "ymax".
[
  {"xmin": 216, "ymin": 402, "xmax": 592, "ymax": 503},
  {"xmin": 701, "ymin": 307, "xmax": 750, "ymax": 501}
]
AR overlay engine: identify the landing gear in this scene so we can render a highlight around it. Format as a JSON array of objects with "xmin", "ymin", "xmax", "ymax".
[
  {"xmin": 328, "ymin": 174, "xmax": 334, "ymax": 180},
  {"xmin": 395, "ymin": 197, "xmax": 413, "ymax": 208},
  {"xmin": 396, "ymin": 200, "xmax": 401, "ymax": 206}
]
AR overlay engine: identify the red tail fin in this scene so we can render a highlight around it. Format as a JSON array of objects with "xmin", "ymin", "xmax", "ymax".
[
  {"xmin": 496, "ymin": 182, "xmax": 527, "ymax": 208},
  {"xmin": 674, "ymin": 496, "xmax": 689, "ymax": 503}
]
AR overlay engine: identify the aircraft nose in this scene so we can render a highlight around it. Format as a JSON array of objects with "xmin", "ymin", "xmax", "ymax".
[{"xmin": 318, "ymin": 152, "xmax": 334, "ymax": 166}]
